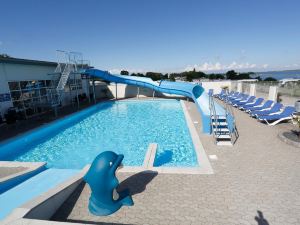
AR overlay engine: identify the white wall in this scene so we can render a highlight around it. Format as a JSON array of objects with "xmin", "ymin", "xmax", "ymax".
[
  {"xmin": 201, "ymin": 81, "xmax": 232, "ymax": 95},
  {"xmin": 92, "ymin": 83, "xmax": 181, "ymax": 99},
  {"xmin": 0, "ymin": 62, "xmax": 87, "ymax": 115}
]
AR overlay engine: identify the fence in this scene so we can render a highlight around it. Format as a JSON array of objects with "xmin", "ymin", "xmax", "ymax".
[{"xmin": 231, "ymin": 81, "xmax": 300, "ymax": 106}]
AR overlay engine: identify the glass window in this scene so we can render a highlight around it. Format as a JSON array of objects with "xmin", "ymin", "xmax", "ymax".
[
  {"xmin": 20, "ymin": 81, "xmax": 29, "ymax": 90},
  {"xmin": 23, "ymin": 99, "xmax": 32, "ymax": 108},
  {"xmin": 40, "ymin": 96, "xmax": 47, "ymax": 103},
  {"xmin": 11, "ymin": 91, "xmax": 21, "ymax": 101},
  {"xmin": 46, "ymin": 80, "xmax": 52, "ymax": 87},
  {"xmin": 8, "ymin": 82, "xmax": 20, "ymax": 91},
  {"xmin": 13, "ymin": 101, "xmax": 24, "ymax": 109},
  {"xmin": 40, "ymin": 88, "xmax": 47, "ymax": 96},
  {"xmin": 21, "ymin": 91, "xmax": 31, "ymax": 100}
]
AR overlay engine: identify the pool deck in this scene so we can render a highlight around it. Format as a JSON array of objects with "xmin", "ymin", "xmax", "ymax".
[{"xmin": 50, "ymin": 99, "xmax": 300, "ymax": 225}]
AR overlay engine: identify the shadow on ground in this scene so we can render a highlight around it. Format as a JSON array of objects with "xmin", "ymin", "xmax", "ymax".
[
  {"xmin": 52, "ymin": 170, "xmax": 157, "ymax": 223},
  {"xmin": 63, "ymin": 219, "xmax": 131, "ymax": 225},
  {"xmin": 117, "ymin": 170, "xmax": 158, "ymax": 196},
  {"xmin": 255, "ymin": 210, "xmax": 270, "ymax": 225}
]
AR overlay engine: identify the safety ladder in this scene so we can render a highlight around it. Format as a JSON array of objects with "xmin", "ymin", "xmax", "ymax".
[{"xmin": 209, "ymin": 93, "xmax": 238, "ymax": 146}]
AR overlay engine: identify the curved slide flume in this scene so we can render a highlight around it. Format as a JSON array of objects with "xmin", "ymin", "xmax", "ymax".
[{"xmin": 83, "ymin": 69, "xmax": 226, "ymax": 134}]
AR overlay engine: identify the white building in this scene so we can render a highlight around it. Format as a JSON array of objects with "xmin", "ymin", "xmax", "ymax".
[{"xmin": 0, "ymin": 56, "xmax": 90, "ymax": 118}]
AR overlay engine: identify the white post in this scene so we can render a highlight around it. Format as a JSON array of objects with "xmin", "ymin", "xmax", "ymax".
[
  {"xmin": 268, "ymin": 86, "xmax": 278, "ymax": 102},
  {"xmin": 115, "ymin": 83, "xmax": 118, "ymax": 100},
  {"xmin": 249, "ymin": 84, "xmax": 256, "ymax": 96},
  {"xmin": 152, "ymin": 90, "xmax": 155, "ymax": 100},
  {"xmin": 237, "ymin": 82, "xmax": 243, "ymax": 93},
  {"xmin": 92, "ymin": 79, "xmax": 96, "ymax": 103},
  {"xmin": 137, "ymin": 87, "xmax": 140, "ymax": 99}
]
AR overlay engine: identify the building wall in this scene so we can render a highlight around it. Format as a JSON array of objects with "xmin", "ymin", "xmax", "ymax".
[
  {"xmin": 0, "ymin": 62, "xmax": 88, "ymax": 116},
  {"xmin": 0, "ymin": 64, "xmax": 13, "ymax": 114}
]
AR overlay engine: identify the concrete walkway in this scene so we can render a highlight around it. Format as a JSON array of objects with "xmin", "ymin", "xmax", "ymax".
[{"xmin": 52, "ymin": 100, "xmax": 300, "ymax": 225}]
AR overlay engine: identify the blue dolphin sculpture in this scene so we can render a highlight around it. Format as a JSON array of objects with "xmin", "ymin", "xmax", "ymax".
[{"xmin": 84, "ymin": 151, "xmax": 134, "ymax": 216}]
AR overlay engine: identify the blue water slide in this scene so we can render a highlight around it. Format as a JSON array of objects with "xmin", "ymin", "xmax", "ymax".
[{"xmin": 83, "ymin": 69, "xmax": 226, "ymax": 134}]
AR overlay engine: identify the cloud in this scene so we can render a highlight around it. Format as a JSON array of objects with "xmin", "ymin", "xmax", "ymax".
[
  {"xmin": 109, "ymin": 68, "xmax": 122, "ymax": 74},
  {"xmin": 185, "ymin": 61, "xmax": 267, "ymax": 72},
  {"xmin": 283, "ymin": 63, "xmax": 299, "ymax": 69}
]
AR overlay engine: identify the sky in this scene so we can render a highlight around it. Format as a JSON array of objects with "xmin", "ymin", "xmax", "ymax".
[{"xmin": 0, "ymin": 0, "xmax": 300, "ymax": 73}]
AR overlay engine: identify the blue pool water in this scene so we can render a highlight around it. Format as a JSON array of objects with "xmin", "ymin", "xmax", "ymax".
[{"xmin": 0, "ymin": 100, "xmax": 198, "ymax": 168}]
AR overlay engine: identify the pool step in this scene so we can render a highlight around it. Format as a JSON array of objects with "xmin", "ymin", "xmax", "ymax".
[
  {"xmin": 213, "ymin": 128, "xmax": 230, "ymax": 133},
  {"xmin": 211, "ymin": 115, "xmax": 234, "ymax": 146},
  {"xmin": 211, "ymin": 121, "xmax": 228, "ymax": 126},
  {"xmin": 216, "ymin": 140, "xmax": 233, "ymax": 146},
  {"xmin": 0, "ymin": 168, "xmax": 79, "ymax": 220}
]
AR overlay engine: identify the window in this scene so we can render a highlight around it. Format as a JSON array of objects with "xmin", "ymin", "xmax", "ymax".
[
  {"xmin": 8, "ymin": 78, "xmax": 85, "ymax": 118},
  {"xmin": 8, "ymin": 79, "xmax": 53, "ymax": 117},
  {"xmin": 67, "ymin": 79, "xmax": 83, "ymax": 91}
]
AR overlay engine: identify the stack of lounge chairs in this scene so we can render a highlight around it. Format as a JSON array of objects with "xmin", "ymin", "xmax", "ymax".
[{"xmin": 213, "ymin": 90, "xmax": 296, "ymax": 126}]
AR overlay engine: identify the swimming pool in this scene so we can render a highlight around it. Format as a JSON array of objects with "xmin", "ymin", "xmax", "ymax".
[{"xmin": 0, "ymin": 100, "xmax": 198, "ymax": 169}]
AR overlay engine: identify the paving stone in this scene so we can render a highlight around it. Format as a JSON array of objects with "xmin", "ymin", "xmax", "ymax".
[{"xmin": 51, "ymin": 100, "xmax": 300, "ymax": 225}]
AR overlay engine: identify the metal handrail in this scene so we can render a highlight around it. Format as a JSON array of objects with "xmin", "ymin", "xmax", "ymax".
[
  {"xmin": 223, "ymin": 89, "xmax": 238, "ymax": 144},
  {"xmin": 209, "ymin": 95, "xmax": 221, "ymax": 143}
]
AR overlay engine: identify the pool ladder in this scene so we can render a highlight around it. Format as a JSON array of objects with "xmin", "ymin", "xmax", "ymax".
[{"xmin": 209, "ymin": 94, "xmax": 238, "ymax": 146}]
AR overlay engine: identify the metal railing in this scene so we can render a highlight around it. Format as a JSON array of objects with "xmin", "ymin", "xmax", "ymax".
[
  {"xmin": 223, "ymin": 89, "xmax": 239, "ymax": 144},
  {"xmin": 209, "ymin": 95, "xmax": 221, "ymax": 143}
]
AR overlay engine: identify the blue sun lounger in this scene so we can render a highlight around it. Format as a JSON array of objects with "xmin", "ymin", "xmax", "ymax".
[
  {"xmin": 230, "ymin": 94, "xmax": 249, "ymax": 105},
  {"xmin": 250, "ymin": 103, "xmax": 283, "ymax": 117},
  {"xmin": 234, "ymin": 96, "xmax": 256, "ymax": 107},
  {"xmin": 258, "ymin": 106, "xmax": 296, "ymax": 125},
  {"xmin": 240, "ymin": 98, "xmax": 264, "ymax": 110},
  {"xmin": 220, "ymin": 91, "xmax": 235, "ymax": 101},
  {"xmin": 215, "ymin": 89, "xmax": 225, "ymax": 99},
  {"xmin": 227, "ymin": 92, "xmax": 240, "ymax": 101},
  {"xmin": 246, "ymin": 100, "xmax": 273, "ymax": 113}
]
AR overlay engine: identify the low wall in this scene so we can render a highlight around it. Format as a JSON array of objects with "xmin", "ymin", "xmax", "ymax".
[
  {"xmin": 201, "ymin": 81, "xmax": 232, "ymax": 95},
  {"xmin": 93, "ymin": 83, "xmax": 182, "ymax": 99},
  {"xmin": 241, "ymin": 82, "xmax": 299, "ymax": 106}
]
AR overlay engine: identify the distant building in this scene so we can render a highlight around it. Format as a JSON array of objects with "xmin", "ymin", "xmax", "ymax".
[
  {"xmin": 0, "ymin": 57, "xmax": 90, "ymax": 118},
  {"xmin": 279, "ymin": 78, "xmax": 300, "ymax": 86}
]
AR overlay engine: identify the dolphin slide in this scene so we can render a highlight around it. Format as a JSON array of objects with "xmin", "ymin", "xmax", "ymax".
[{"xmin": 84, "ymin": 69, "xmax": 226, "ymax": 134}]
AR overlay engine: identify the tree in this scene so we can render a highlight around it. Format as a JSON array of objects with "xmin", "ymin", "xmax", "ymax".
[
  {"xmin": 120, "ymin": 70, "xmax": 129, "ymax": 75},
  {"xmin": 254, "ymin": 76, "xmax": 262, "ymax": 81},
  {"xmin": 226, "ymin": 70, "xmax": 238, "ymax": 80},
  {"xmin": 264, "ymin": 77, "xmax": 277, "ymax": 82},
  {"xmin": 169, "ymin": 74, "xmax": 176, "ymax": 82},
  {"xmin": 145, "ymin": 72, "xmax": 163, "ymax": 81},
  {"xmin": 237, "ymin": 73, "xmax": 251, "ymax": 79},
  {"xmin": 163, "ymin": 73, "xmax": 169, "ymax": 79},
  {"xmin": 215, "ymin": 74, "xmax": 225, "ymax": 79},
  {"xmin": 136, "ymin": 73, "xmax": 145, "ymax": 77},
  {"xmin": 0, "ymin": 54, "xmax": 11, "ymax": 58},
  {"xmin": 186, "ymin": 74, "xmax": 193, "ymax": 82},
  {"xmin": 208, "ymin": 74, "xmax": 216, "ymax": 80}
]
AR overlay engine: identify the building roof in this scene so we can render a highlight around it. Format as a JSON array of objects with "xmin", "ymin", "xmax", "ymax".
[{"xmin": 0, "ymin": 56, "xmax": 57, "ymax": 67}]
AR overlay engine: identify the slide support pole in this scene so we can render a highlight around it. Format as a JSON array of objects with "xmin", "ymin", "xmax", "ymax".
[{"xmin": 115, "ymin": 83, "xmax": 118, "ymax": 100}]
